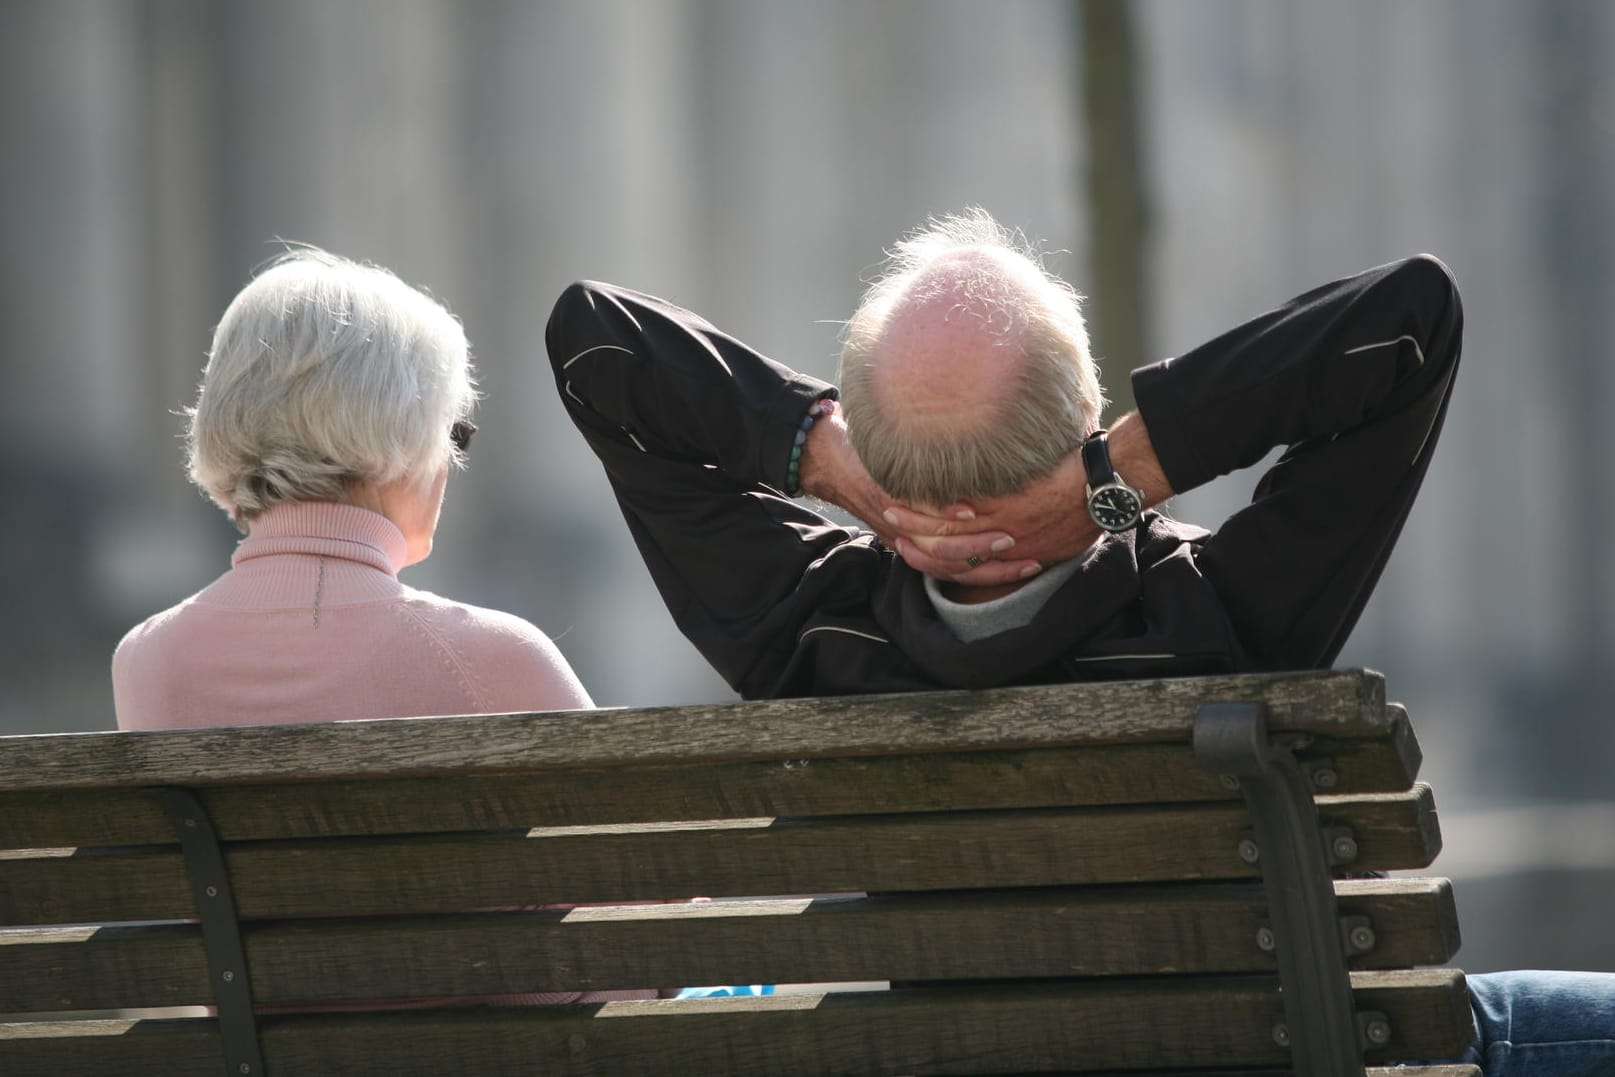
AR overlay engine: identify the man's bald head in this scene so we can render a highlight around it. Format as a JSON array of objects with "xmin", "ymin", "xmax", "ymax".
[{"xmin": 838, "ymin": 210, "xmax": 1104, "ymax": 506}]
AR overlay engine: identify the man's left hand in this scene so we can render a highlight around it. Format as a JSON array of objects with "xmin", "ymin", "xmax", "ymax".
[
  {"xmin": 883, "ymin": 411, "xmax": 1174, "ymax": 584},
  {"xmin": 800, "ymin": 408, "xmax": 1042, "ymax": 585},
  {"xmin": 882, "ymin": 449, "xmax": 1100, "ymax": 584}
]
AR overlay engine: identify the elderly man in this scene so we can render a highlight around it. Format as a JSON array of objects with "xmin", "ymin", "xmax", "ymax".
[
  {"xmin": 546, "ymin": 210, "xmax": 1612, "ymax": 1074},
  {"xmin": 547, "ymin": 211, "xmax": 1455, "ymax": 693}
]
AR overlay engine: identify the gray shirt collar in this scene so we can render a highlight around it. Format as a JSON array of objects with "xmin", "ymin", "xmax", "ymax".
[{"xmin": 922, "ymin": 553, "xmax": 1088, "ymax": 642}]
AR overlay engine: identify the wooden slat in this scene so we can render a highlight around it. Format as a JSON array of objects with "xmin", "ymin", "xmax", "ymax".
[
  {"xmin": 1359, "ymin": 968, "xmax": 1482, "ymax": 1065},
  {"xmin": 0, "ymin": 1019, "xmax": 225, "ymax": 1077},
  {"xmin": 0, "ymin": 922, "xmax": 206, "ymax": 1012},
  {"xmin": 994, "ymin": 1070, "xmax": 1477, "ymax": 1077},
  {"xmin": 0, "ymin": 970, "xmax": 1471, "ymax": 1077},
  {"xmin": 0, "ymin": 721, "xmax": 1422, "ymax": 847},
  {"xmin": 1, "ymin": 789, "xmax": 1442, "ymax": 924},
  {"xmin": 1337, "ymin": 877, "xmax": 1462, "ymax": 969},
  {"xmin": 0, "ymin": 670, "xmax": 1388, "ymax": 791},
  {"xmin": 0, "ymin": 878, "xmax": 1459, "ymax": 1012},
  {"xmin": 1, "ymin": 845, "xmax": 196, "ymax": 926}
]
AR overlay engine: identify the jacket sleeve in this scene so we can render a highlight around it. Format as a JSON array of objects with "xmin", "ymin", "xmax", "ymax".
[
  {"xmin": 1131, "ymin": 254, "xmax": 1464, "ymax": 669},
  {"xmin": 544, "ymin": 281, "xmax": 866, "ymax": 696}
]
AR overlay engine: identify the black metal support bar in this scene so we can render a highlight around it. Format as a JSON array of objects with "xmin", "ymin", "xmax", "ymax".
[
  {"xmin": 158, "ymin": 787, "xmax": 267, "ymax": 1077},
  {"xmin": 1193, "ymin": 702, "xmax": 1366, "ymax": 1077}
]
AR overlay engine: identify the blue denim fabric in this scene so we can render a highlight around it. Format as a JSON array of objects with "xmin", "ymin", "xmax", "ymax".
[{"xmin": 1458, "ymin": 970, "xmax": 1615, "ymax": 1077}]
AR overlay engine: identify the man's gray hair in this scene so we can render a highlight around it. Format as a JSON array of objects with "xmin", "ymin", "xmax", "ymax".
[
  {"xmin": 838, "ymin": 209, "xmax": 1104, "ymax": 505},
  {"xmin": 187, "ymin": 247, "xmax": 477, "ymax": 529}
]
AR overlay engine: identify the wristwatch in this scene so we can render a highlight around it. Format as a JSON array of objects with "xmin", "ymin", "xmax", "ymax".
[{"xmin": 1081, "ymin": 429, "xmax": 1146, "ymax": 532}]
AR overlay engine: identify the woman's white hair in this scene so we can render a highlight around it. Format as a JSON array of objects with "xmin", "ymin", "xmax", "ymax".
[
  {"xmin": 838, "ymin": 209, "xmax": 1105, "ymax": 505},
  {"xmin": 187, "ymin": 247, "xmax": 477, "ymax": 529}
]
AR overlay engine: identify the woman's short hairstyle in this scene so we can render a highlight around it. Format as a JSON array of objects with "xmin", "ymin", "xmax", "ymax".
[
  {"xmin": 187, "ymin": 248, "xmax": 477, "ymax": 529},
  {"xmin": 837, "ymin": 209, "xmax": 1104, "ymax": 505}
]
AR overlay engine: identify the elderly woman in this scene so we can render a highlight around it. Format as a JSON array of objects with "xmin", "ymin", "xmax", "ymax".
[{"xmin": 113, "ymin": 248, "xmax": 593, "ymax": 728}]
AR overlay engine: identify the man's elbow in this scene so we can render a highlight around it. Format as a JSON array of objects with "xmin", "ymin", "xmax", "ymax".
[
  {"xmin": 546, "ymin": 280, "xmax": 596, "ymax": 333},
  {"xmin": 1393, "ymin": 253, "xmax": 1463, "ymax": 322},
  {"xmin": 544, "ymin": 280, "xmax": 609, "ymax": 370}
]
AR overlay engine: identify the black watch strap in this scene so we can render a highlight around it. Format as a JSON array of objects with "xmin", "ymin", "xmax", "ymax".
[{"xmin": 1081, "ymin": 429, "xmax": 1116, "ymax": 487}]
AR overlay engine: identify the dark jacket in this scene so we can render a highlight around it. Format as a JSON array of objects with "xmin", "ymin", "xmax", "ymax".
[{"xmin": 546, "ymin": 256, "xmax": 1462, "ymax": 699}]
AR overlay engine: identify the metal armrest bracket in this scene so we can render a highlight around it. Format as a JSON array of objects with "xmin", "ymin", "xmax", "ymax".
[
  {"xmin": 1194, "ymin": 701, "xmax": 1367, "ymax": 1077},
  {"xmin": 158, "ymin": 787, "xmax": 266, "ymax": 1077}
]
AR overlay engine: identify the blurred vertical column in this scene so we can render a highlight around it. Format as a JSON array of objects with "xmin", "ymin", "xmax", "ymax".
[
  {"xmin": 443, "ymin": 0, "xmax": 724, "ymax": 706},
  {"xmin": 1525, "ymin": 0, "xmax": 1615, "ymax": 789},
  {"xmin": 0, "ymin": 0, "xmax": 218, "ymax": 729},
  {"xmin": 1075, "ymin": 0, "xmax": 1148, "ymax": 417}
]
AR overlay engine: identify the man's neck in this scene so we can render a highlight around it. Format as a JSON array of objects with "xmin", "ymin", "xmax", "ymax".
[
  {"xmin": 923, "ymin": 556, "xmax": 1087, "ymax": 643},
  {"xmin": 937, "ymin": 578, "xmax": 1035, "ymax": 604}
]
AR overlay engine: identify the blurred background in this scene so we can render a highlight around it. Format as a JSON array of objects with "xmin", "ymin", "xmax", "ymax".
[{"xmin": 1, "ymin": 0, "xmax": 1611, "ymax": 973}]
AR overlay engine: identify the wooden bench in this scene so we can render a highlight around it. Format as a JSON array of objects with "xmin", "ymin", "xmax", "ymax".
[{"xmin": 0, "ymin": 669, "xmax": 1478, "ymax": 1076}]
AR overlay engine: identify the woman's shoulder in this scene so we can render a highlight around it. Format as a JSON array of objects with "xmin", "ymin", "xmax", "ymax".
[
  {"xmin": 394, "ymin": 588, "xmax": 594, "ymax": 710},
  {"xmin": 111, "ymin": 594, "xmax": 213, "ymax": 729},
  {"xmin": 113, "ymin": 594, "xmax": 205, "ymax": 666},
  {"xmin": 396, "ymin": 586, "xmax": 553, "ymax": 643}
]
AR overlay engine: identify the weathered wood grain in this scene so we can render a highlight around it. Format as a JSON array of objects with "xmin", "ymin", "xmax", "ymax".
[
  {"xmin": 0, "ymin": 878, "xmax": 1459, "ymax": 1012},
  {"xmin": 0, "ymin": 726, "xmax": 1420, "ymax": 848},
  {"xmin": 1, "ymin": 789, "xmax": 1441, "ymax": 924},
  {"xmin": 0, "ymin": 1019, "xmax": 225, "ymax": 1077},
  {"xmin": 0, "ymin": 922, "xmax": 206, "ymax": 1012},
  {"xmin": 0, "ymin": 670, "xmax": 1388, "ymax": 791},
  {"xmin": 1358, "ymin": 968, "xmax": 1483, "ymax": 1064},
  {"xmin": 982, "ymin": 1070, "xmax": 1477, "ymax": 1077},
  {"xmin": 0, "ymin": 671, "xmax": 1470, "ymax": 1075},
  {"xmin": 0, "ymin": 971, "xmax": 1470, "ymax": 1077}
]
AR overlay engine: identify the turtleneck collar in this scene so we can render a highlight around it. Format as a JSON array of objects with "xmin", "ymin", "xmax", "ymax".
[{"xmin": 232, "ymin": 501, "xmax": 409, "ymax": 577}]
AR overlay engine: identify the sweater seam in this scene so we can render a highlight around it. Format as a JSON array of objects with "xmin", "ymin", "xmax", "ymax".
[{"xmin": 395, "ymin": 604, "xmax": 491, "ymax": 712}]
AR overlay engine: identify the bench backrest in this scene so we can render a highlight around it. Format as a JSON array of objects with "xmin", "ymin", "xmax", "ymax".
[{"xmin": 0, "ymin": 670, "xmax": 1478, "ymax": 1075}]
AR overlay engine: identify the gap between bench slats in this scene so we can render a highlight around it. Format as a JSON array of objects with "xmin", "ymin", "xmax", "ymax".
[
  {"xmin": 1, "ymin": 789, "xmax": 1442, "ymax": 924},
  {"xmin": 0, "ymin": 970, "xmax": 1474, "ymax": 1077},
  {"xmin": 0, "ymin": 720, "xmax": 1419, "ymax": 849},
  {"xmin": 0, "ymin": 878, "xmax": 1460, "ymax": 1012}
]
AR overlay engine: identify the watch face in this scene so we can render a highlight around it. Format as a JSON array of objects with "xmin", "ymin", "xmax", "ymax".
[{"xmin": 1090, "ymin": 485, "xmax": 1143, "ymax": 531}]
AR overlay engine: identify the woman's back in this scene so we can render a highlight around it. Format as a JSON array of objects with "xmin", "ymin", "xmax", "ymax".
[{"xmin": 114, "ymin": 501, "xmax": 590, "ymax": 730}]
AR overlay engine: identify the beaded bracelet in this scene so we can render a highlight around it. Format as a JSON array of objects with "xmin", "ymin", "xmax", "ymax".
[{"xmin": 785, "ymin": 397, "xmax": 836, "ymax": 496}]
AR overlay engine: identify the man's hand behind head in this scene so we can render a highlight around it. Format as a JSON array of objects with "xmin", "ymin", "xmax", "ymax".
[
  {"xmin": 800, "ymin": 406, "xmax": 1041, "ymax": 585},
  {"xmin": 881, "ymin": 410, "xmax": 1174, "ymax": 585},
  {"xmin": 883, "ymin": 449, "xmax": 1093, "ymax": 585}
]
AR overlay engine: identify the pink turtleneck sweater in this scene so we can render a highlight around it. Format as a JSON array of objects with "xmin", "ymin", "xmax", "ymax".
[
  {"xmin": 111, "ymin": 503, "xmax": 662, "ymax": 1004},
  {"xmin": 112, "ymin": 501, "xmax": 593, "ymax": 728}
]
